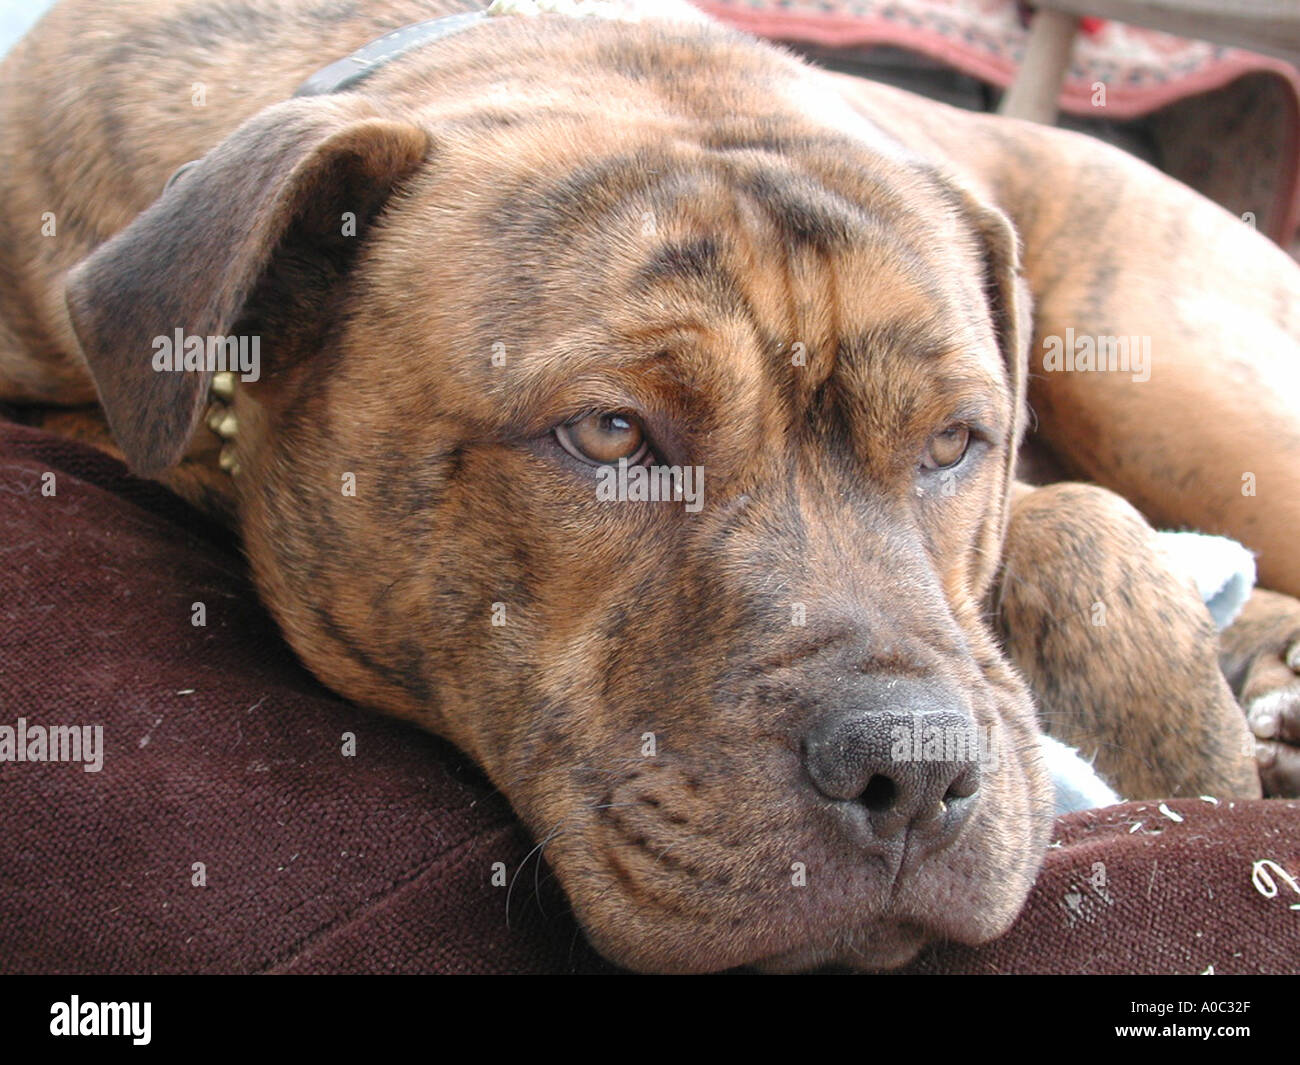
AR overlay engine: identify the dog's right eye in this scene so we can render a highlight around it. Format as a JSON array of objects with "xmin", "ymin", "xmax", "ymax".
[
  {"xmin": 554, "ymin": 412, "xmax": 650, "ymax": 466},
  {"xmin": 921, "ymin": 425, "xmax": 971, "ymax": 471}
]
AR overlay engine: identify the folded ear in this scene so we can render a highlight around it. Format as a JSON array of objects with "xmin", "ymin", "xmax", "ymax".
[
  {"xmin": 64, "ymin": 96, "xmax": 429, "ymax": 475},
  {"xmin": 941, "ymin": 182, "xmax": 1031, "ymax": 509},
  {"xmin": 938, "ymin": 178, "xmax": 1033, "ymax": 591},
  {"xmin": 955, "ymin": 187, "xmax": 1030, "ymax": 457}
]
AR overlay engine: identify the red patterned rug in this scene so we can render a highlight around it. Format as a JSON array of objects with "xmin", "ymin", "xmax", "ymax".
[{"xmin": 697, "ymin": 0, "xmax": 1300, "ymax": 244}]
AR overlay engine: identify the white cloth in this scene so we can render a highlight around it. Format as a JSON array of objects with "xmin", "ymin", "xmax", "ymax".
[{"xmin": 1155, "ymin": 530, "xmax": 1256, "ymax": 631}]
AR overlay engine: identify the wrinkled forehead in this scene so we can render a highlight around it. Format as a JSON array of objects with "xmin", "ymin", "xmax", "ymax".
[
  {"xmin": 387, "ymin": 136, "xmax": 1009, "ymax": 429},
  {"xmin": 479, "ymin": 139, "xmax": 988, "ymax": 294}
]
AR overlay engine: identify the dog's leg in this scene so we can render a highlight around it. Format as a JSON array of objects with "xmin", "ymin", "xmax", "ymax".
[
  {"xmin": 1218, "ymin": 588, "xmax": 1300, "ymax": 796},
  {"xmin": 997, "ymin": 481, "xmax": 1260, "ymax": 799},
  {"xmin": 981, "ymin": 121, "xmax": 1300, "ymax": 601},
  {"xmin": 832, "ymin": 78, "xmax": 1300, "ymax": 600}
]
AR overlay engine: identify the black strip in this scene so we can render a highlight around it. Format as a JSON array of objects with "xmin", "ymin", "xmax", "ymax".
[{"xmin": 293, "ymin": 11, "xmax": 488, "ymax": 97}]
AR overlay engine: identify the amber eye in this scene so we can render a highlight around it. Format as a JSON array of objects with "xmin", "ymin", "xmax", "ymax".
[
  {"xmin": 555, "ymin": 412, "xmax": 650, "ymax": 465},
  {"xmin": 922, "ymin": 426, "xmax": 971, "ymax": 471}
]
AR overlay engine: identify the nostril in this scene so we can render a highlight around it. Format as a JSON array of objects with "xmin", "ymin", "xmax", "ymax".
[
  {"xmin": 858, "ymin": 774, "xmax": 896, "ymax": 812},
  {"xmin": 944, "ymin": 764, "xmax": 981, "ymax": 803}
]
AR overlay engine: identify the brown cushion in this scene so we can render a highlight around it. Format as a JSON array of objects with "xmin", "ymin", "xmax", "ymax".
[{"xmin": 1, "ymin": 415, "xmax": 1296, "ymax": 974}]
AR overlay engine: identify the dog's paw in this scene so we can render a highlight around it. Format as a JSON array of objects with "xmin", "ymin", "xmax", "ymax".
[
  {"xmin": 1242, "ymin": 639, "xmax": 1300, "ymax": 797},
  {"xmin": 1219, "ymin": 589, "xmax": 1300, "ymax": 797}
]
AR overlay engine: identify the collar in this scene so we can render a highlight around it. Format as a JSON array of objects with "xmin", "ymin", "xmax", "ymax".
[
  {"xmin": 200, "ymin": 0, "xmax": 674, "ymax": 476},
  {"xmin": 293, "ymin": 10, "xmax": 488, "ymax": 97},
  {"xmin": 196, "ymin": 11, "xmax": 492, "ymax": 477},
  {"xmin": 295, "ymin": 0, "xmax": 675, "ymax": 96}
]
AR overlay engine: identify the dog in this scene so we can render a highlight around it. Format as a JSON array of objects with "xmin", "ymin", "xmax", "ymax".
[{"xmin": 2, "ymin": 0, "xmax": 1299, "ymax": 973}]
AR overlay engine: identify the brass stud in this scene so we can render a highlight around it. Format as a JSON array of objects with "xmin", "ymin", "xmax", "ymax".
[
  {"xmin": 206, "ymin": 407, "xmax": 237, "ymax": 440},
  {"xmin": 211, "ymin": 371, "xmax": 236, "ymax": 400},
  {"xmin": 218, "ymin": 442, "xmax": 241, "ymax": 476}
]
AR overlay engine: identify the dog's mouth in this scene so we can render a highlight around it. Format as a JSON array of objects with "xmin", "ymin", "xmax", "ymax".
[
  {"xmin": 533, "ymin": 725, "xmax": 1051, "ymax": 974},
  {"xmin": 750, "ymin": 921, "xmax": 930, "ymax": 973},
  {"xmin": 570, "ymin": 847, "xmax": 1001, "ymax": 973}
]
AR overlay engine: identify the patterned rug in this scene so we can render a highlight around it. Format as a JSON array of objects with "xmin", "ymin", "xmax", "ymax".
[{"xmin": 698, "ymin": 0, "xmax": 1300, "ymax": 244}]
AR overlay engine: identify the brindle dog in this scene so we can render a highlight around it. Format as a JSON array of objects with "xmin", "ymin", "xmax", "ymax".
[{"xmin": 1, "ymin": 0, "xmax": 1298, "ymax": 972}]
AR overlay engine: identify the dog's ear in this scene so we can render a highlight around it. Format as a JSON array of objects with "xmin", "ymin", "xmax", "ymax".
[
  {"xmin": 944, "ymin": 185, "xmax": 1031, "ymax": 491},
  {"xmin": 64, "ymin": 96, "xmax": 429, "ymax": 475},
  {"xmin": 953, "ymin": 188, "xmax": 1030, "ymax": 455},
  {"xmin": 942, "ymin": 181, "xmax": 1033, "ymax": 584}
]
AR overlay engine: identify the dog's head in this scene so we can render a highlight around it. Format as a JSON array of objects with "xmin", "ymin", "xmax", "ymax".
[{"xmin": 64, "ymin": 17, "xmax": 1053, "ymax": 971}]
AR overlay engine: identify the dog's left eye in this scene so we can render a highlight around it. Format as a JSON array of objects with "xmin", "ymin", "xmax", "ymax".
[
  {"xmin": 921, "ymin": 426, "xmax": 971, "ymax": 471},
  {"xmin": 555, "ymin": 412, "xmax": 651, "ymax": 466}
]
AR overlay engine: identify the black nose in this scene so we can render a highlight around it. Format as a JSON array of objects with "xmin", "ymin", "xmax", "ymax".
[{"xmin": 803, "ymin": 692, "xmax": 981, "ymax": 849}]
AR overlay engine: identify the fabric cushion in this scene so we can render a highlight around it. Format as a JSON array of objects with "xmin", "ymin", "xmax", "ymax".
[{"xmin": 1, "ymin": 414, "xmax": 1297, "ymax": 974}]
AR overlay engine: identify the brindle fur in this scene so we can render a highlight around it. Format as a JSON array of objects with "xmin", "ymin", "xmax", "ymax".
[{"xmin": 1, "ymin": 0, "xmax": 1297, "ymax": 973}]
